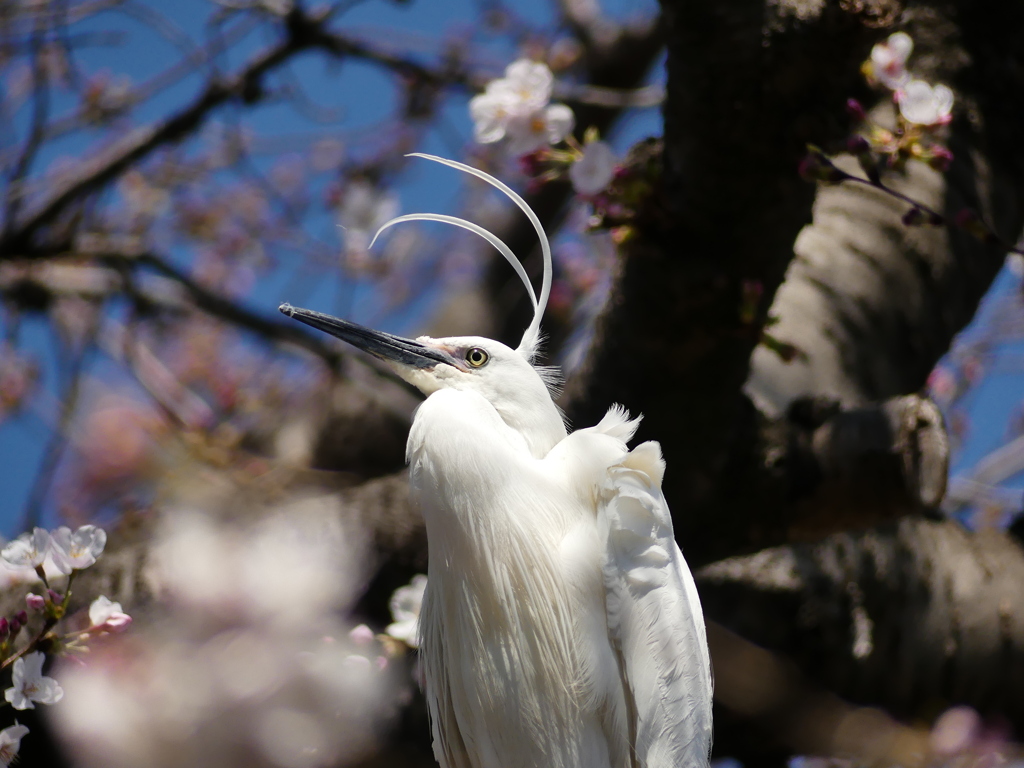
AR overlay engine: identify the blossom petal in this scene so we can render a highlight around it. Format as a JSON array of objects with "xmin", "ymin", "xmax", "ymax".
[
  {"xmin": 52, "ymin": 525, "xmax": 107, "ymax": 571},
  {"xmin": 469, "ymin": 93, "xmax": 510, "ymax": 144},
  {"xmin": 19, "ymin": 652, "xmax": 44, "ymax": 681},
  {"xmin": 4, "ymin": 687, "xmax": 32, "ymax": 711},
  {"xmin": 503, "ymin": 58, "xmax": 553, "ymax": 107},
  {"xmin": 885, "ymin": 32, "xmax": 913, "ymax": 63},
  {"xmin": 1, "ymin": 529, "xmax": 50, "ymax": 569},
  {"xmin": 898, "ymin": 79, "xmax": 954, "ymax": 125},
  {"xmin": 570, "ymin": 140, "xmax": 618, "ymax": 196},
  {"xmin": 31, "ymin": 677, "xmax": 64, "ymax": 705},
  {"xmin": 933, "ymin": 84, "xmax": 954, "ymax": 117},
  {"xmin": 543, "ymin": 104, "xmax": 575, "ymax": 145}
]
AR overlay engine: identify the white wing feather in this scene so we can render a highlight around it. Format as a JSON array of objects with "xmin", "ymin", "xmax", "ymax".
[{"xmin": 599, "ymin": 441, "xmax": 713, "ymax": 768}]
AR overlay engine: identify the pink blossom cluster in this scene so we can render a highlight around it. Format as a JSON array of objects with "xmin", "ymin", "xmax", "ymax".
[{"xmin": 866, "ymin": 32, "xmax": 954, "ymax": 126}]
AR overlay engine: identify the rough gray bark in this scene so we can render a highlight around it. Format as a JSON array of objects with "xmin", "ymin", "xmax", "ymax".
[
  {"xmin": 699, "ymin": 519, "xmax": 1024, "ymax": 729},
  {"xmin": 557, "ymin": 0, "xmax": 1024, "ymax": 551},
  {"xmin": 552, "ymin": 0, "xmax": 1024, "ymax": 756},
  {"xmin": 691, "ymin": 0, "xmax": 1024, "ymax": 744},
  {"xmin": 565, "ymin": 1, "xmax": 882, "ymax": 564}
]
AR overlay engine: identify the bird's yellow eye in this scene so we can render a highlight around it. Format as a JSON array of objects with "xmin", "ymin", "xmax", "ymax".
[{"xmin": 466, "ymin": 347, "xmax": 489, "ymax": 368}]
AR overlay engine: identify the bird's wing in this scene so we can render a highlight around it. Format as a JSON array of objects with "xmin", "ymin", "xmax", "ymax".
[{"xmin": 598, "ymin": 440, "xmax": 713, "ymax": 768}]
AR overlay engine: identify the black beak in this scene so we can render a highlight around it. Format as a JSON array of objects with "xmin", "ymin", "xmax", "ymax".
[{"xmin": 279, "ymin": 304, "xmax": 454, "ymax": 369}]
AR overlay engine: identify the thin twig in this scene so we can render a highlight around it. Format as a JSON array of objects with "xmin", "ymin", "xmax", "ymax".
[
  {"xmin": 1, "ymin": 6, "xmax": 472, "ymax": 254},
  {"xmin": 808, "ymin": 149, "xmax": 1024, "ymax": 257},
  {"xmin": 4, "ymin": 17, "xmax": 51, "ymax": 230},
  {"xmin": 107, "ymin": 251, "xmax": 343, "ymax": 366},
  {"xmin": 20, "ymin": 314, "xmax": 100, "ymax": 531}
]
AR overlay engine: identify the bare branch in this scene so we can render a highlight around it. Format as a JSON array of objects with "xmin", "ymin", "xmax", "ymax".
[
  {"xmin": 20, "ymin": 310, "xmax": 100, "ymax": 530},
  {"xmin": 121, "ymin": 252, "xmax": 343, "ymax": 366},
  {"xmin": 0, "ymin": 6, "xmax": 473, "ymax": 256}
]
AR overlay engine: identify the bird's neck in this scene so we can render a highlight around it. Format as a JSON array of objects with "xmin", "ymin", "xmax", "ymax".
[{"xmin": 491, "ymin": 398, "xmax": 566, "ymax": 458}]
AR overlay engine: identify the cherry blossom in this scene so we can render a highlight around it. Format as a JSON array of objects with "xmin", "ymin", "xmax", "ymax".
[
  {"xmin": 0, "ymin": 723, "xmax": 28, "ymax": 766},
  {"xmin": 469, "ymin": 59, "xmax": 575, "ymax": 155},
  {"xmin": 931, "ymin": 706, "xmax": 981, "ymax": 755},
  {"xmin": 569, "ymin": 141, "xmax": 618, "ymax": 196},
  {"xmin": 89, "ymin": 595, "xmax": 132, "ymax": 632},
  {"xmin": 51, "ymin": 525, "xmax": 107, "ymax": 573},
  {"xmin": 897, "ymin": 80, "xmax": 954, "ymax": 126},
  {"xmin": 1, "ymin": 528, "xmax": 52, "ymax": 569},
  {"xmin": 5, "ymin": 652, "xmax": 64, "ymax": 710},
  {"xmin": 868, "ymin": 31, "xmax": 913, "ymax": 90},
  {"xmin": 338, "ymin": 180, "xmax": 400, "ymax": 258},
  {"xmin": 385, "ymin": 574, "xmax": 427, "ymax": 647}
]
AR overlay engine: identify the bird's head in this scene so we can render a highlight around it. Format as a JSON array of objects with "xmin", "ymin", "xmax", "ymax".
[
  {"xmin": 278, "ymin": 306, "xmax": 566, "ymax": 455},
  {"xmin": 280, "ymin": 153, "xmax": 567, "ymax": 455}
]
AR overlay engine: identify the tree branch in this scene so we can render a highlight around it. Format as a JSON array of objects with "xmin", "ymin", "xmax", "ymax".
[
  {"xmin": 0, "ymin": 5, "xmax": 474, "ymax": 257},
  {"xmin": 699, "ymin": 518, "xmax": 1024, "ymax": 732},
  {"xmin": 565, "ymin": 1, "xmax": 878, "ymax": 565}
]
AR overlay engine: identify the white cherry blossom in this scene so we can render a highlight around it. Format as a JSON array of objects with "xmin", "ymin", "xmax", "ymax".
[
  {"xmin": 1, "ymin": 528, "xmax": 51, "ymax": 569},
  {"xmin": 0, "ymin": 723, "xmax": 28, "ymax": 766},
  {"xmin": 385, "ymin": 574, "xmax": 427, "ymax": 647},
  {"xmin": 5, "ymin": 652, "xmax": 64, "ymax": 710},
  {"xmin": 870, "ymin": 31, "xmax": 913, "ymax": 90},
  {"xmin": 469, "ymin": 59, "xmax": 575, "ymax": 155},
  {"xmin": 569, "ymin": 140, "xmax": 618, "ymax": 195},
  {"xmin": 50, "ymin": 525, "xmax": 107, "ymax": 573},
  {"xmin": 89, "ymin": 596, "xmax": 132, "ymax": 632},
  {"xmin": 338, "ymin": 180, "xmax": 399, "ymax": 257},
  {"xmin": 504, "ymin": 104, "xmax": 575, "ymax": 156},
  {"xmin": 898, "ymin": 80, "xmax": 954, "ymax": 125}
]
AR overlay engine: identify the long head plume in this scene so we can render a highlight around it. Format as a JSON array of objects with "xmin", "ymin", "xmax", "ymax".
[{"xmin": 369, "ymin": 153, "xmax": 552, "ymax": 361}]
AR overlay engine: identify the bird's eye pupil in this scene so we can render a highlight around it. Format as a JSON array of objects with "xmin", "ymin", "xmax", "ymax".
[{"xmin": 467, "ymin": 348, "xmax": 488, "ymax": 367}]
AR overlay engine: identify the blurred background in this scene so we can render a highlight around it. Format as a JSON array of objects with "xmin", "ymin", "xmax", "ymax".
[{"xmin": 0, "ymin": 0, "xmax": 1022, "ymax": 766}]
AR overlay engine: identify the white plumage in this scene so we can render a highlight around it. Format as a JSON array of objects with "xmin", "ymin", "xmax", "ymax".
[{"xmin": 279, "ymin": 155, "xmax": 712, "ymax": 768}]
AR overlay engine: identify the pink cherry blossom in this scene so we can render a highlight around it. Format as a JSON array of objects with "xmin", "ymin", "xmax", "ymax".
[
  {"xmin": 870, "ymin": 31, "xmax": 913, "ymax": 90},
  {"xmin": 0, "ymin": 723, "xmax": 28, "ymax": 766},
  {"xmin": 4, "ymin": 652, "xmax": 64, "ymax": 710},
  {"xmin": 570, "ymin": 141, "xmax": 618, "ymax": 196},
  {"xmin": 50, "ymin": 524, "xmax": 107, "ymax": 574},
  {"xmin": 469, "ymin": 59, "xmax": 575, "ymax": 155},
  {"xmin": 88, "ymin": 595, "xmax": 132, "ymax": 632},
  {"xmin": 898, "ymin": 80, "xmax": 954, "ymax": 126},
  {"xmin": 385, "ymin": 574, "xmax": 427, "ymax": 647}
]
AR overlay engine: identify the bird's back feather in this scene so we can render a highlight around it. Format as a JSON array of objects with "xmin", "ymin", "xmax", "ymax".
[{"xmin": 598, "ymin": 437, "xmax": 712, "ymax": 768}]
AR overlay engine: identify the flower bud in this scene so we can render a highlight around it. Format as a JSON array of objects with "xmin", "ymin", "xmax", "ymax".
[
  {"xmin": 0, "ymin": 618, "xmax": 9, "ymax": 638},
  {"xmin": 47, "ymin": 589, "xmax": 63, "ymax": 605},
  {"xmin": 902, "ymin": 208, "xmax": 925, "ymax": 226},
  {"xmin": 798, "ymin": 148, "xmax": 846, "ymax": 184},
  {"xmin": 25, "ymin": 593, "xmax": 44, "ymax": 611},
  {"xmin": 349, "ymin": 624, "xmax": 375, "ymax": 647},
  {"xmin": 846, "ymin": 135, "xmax": 871, "ymax": 155},
  {"xmin": 517, "ymin": 151, "xmax": 545, "ymax": 177},
  {"xmin": 846, "ymin": 98, "xmax": 867, "ymax": 122},
  {"xmin": 928, "ymin": 145, "xmax": 954, "ymax": 171},
  {"xmin": 14, "ymin": 611, "xmax": 27, "ymax": 626},
  {"xmin": 8, "ymin": 616, "xmax": 20, "ymax": 633}
]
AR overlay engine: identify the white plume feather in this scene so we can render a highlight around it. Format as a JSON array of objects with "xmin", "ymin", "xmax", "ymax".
[{"xmin": 370, "ymin": 154, "xmax": 553, "ymax": 361}]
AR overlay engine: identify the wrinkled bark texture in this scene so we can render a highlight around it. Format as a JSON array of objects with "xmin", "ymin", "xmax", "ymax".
[
  {"xmin": 699, "ymin": 520, "xmax": 1024, "ymax": 729},
  {"xmin": 555, "ymin": 0, "xmax": 1024, "ymax": 757}
]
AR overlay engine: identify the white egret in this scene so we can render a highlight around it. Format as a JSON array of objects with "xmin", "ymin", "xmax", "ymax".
[{"xmin": 280, "ymin": 154, "xmax": 712, "ymax": 768}]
